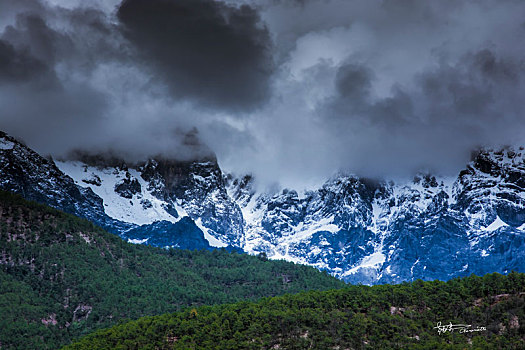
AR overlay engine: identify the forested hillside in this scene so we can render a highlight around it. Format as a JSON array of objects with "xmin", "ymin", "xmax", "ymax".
[
  {"xmin": 0, "ymin": 191, "xmax": 344, "ymax": 349},
  {"xmin": 64, "ymin": 272, "xmax": 525, "ymax": 350}
]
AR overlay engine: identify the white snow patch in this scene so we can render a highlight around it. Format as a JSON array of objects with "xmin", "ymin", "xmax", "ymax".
[
  {"xmin": 195, "ymin": 218, "xmax": 227, "ymax": 248},
  {"xmin": 484, "ymin": 216, "xmax": 508, "ymax": 232},
  {"xmin": 481, "ymin": 249, "xmax": 489, "ymax": 257},
  {"xmin": 343, "ymin": 249, "xmax": 386, "ymax": 276},
  {"xmin": 367, "ymin": 202, "xmax": 383, "ymax": 233},
  {"xmin": 128, "ymin": 238, "xmax": 149, "ymax": 244},
  {"xmin": 0, "ymin": 139, "xmax": 14, "ymax": 150},
  {"xmin": 410, "ymin": 258, "xmax": 420, "ymax": 275},
  {"xmin": 56, "ymin": 161, "xmax": 179, "ymax": 225},
  {"xmin": 192, "ymin": 174, "xmax": 206, "ymax": 182},
  {"xmin": 283, "ymin": 216, "xmax": 339, "ymax": 244},
  {"xmin": 270, "ymin": 245, "xmax": 305, "ymax": 265}
]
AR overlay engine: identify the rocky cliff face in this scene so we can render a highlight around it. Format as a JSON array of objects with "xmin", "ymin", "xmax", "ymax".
[
  {"xmin": 0, "ymin": 132, "xmax": 215, "ymax": 249},
  {"xmin": 1, "ymin": 130, "xmax": 523, "ymax": 284},
  {"xmin": 0, "ymin": 132, "xmax": 129, "ymax": 233},
  {"xmin": 51, "ymin": 149, "xmax": 244, "ymax": 248},
  {"xmin": 138, "ymin": 157, "xmax": 244, "ymax": 246},
  {"xmin": 229, "ymin": 148, "xmax": 525, "ymax": 284}
]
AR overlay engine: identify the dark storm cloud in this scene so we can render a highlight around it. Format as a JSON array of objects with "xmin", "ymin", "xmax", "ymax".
[
  {"xmin": 0, "ymin": 0, "xmax": 45, "ymax": 24},
  {"xmin": 0, "ymin": 0, "xmax": 243, "ymax": 161},
  {"xmin": 0, "ymin": 0, "xmax": 124, "ymax": 88},
  {"xmin": 0, "ymin": 2, "xmax": 64, "ymax": 87},
  {"xmin": 117, "ymin": 0, "xmax": 274, "ymax": 112},
  {"xmin": 2, "ymin": 5, "xmax": 127, "ymax": 71},
  {"xmin": 330, "ymin": 62, "xmax": 416, "ymax": 128},
  {"xmin": 0, "ymin": 0, "xmax": 271, "ymax": 158}
]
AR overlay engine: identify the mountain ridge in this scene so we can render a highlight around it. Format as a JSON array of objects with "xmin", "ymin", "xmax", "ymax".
[{"xmin": 1, "ymin": 130, "xmax": 524, "ymax": 284}]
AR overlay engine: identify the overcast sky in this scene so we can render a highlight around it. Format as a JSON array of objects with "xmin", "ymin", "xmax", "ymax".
[{"xmin": 1, "ymin": 0, "xmax": 524, "ymax": 187}]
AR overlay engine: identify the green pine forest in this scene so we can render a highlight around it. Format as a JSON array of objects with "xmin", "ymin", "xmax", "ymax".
[
  {"xmin": 64, "ymin": 272, "xmax": 525, "ymax": 349},
  {"xmin": 0, "ymin": 190, "xmax": 524, "ymax": 349},
  {"xmin": 0, "ymin": 190, "xmax": 344, "ymax": 349}
]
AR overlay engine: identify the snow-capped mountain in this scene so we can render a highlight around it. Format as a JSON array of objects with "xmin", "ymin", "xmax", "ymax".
[
  {"xmin": 53, "ymin": 154, "xmax": 244, "ymax": 249},
  {"xmin": 229, "ymin": 149, "xmax": 525, "ymax": 284},
  {"xmin": 0, "ymin": 131, "xmax": 230, "ymax": 250},
  {"xmin": 1, "ymin": 130, "xmax": 524, "ymax": 284}
]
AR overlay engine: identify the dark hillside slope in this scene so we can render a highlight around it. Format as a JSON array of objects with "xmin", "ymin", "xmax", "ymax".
[{"xmin": 0, "ymin": 191, "xmax": 344, "ymax": 349}]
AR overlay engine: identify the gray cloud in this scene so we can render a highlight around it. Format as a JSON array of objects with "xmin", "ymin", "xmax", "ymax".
[
  {"xmin": 214, "ymin": 0, "xmax": 525, "ymax": 185},
  {"xmin": 0, "ymin": 0, "xmax": 524, "ymax": 188},
  {"xmin": 335, "ymin": 63, "xmax": 374, "ymax": 105},
  {"xmin": 0, "ymin": 1, "xmax": 114, "ymax": 156},
  {"xmin": 0, "ymin": 0, "xmax": 274, "ymax": 164},
  {"xmin": 285, "ymin": 46, "xmax": 525, "ymax": 178}
]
